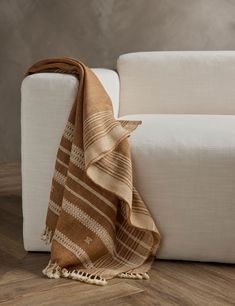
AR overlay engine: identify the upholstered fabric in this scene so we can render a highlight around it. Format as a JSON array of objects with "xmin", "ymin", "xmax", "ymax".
[
  {"xmin": 118, "ymin": 51, "xmax": 235, "ymax": 116},
  {"xmin": 21, "ymin": 69, "xmax": 120, "ymax": 252},
  {"xmin": 120, "ymin": 114, "xmax": 235, "ymax": 263}
]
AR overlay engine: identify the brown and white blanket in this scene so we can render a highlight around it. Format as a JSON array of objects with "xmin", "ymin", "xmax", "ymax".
[{"xmin": 26, "ymin": 58, "xmax": 160, "ymax": 285}]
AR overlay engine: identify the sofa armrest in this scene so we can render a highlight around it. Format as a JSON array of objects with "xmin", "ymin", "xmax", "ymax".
[{"xmin": 21, "ymin": 68, "xmax": 119, "ymax": 251}]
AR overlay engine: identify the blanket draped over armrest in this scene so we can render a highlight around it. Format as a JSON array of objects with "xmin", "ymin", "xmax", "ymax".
[{"xmin": 26, "ymin": 58, "xmax": 160, "ymax": 285}]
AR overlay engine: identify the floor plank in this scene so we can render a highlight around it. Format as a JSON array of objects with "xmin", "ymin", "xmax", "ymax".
[
  {"xmin": 1, "ymin": 282, "xmax": 143, "ymax": 306},
  {"xmin": 0, "ymin": 163, "xmax": 21, "ymax": 196}
]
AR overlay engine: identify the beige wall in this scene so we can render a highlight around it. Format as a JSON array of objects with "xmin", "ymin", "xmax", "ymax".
[{"xmin": 1, "ymin": 0, "xmax": 235, "ymax": 162}]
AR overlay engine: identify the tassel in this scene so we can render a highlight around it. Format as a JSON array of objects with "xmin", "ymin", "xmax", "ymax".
[
  {"xmin": 42, "ymin": 260, "xmax": 61, "ymax": 279},
  {"xmin": 41, "ymin": 226, "xmax": 53, "ymax": 244}
]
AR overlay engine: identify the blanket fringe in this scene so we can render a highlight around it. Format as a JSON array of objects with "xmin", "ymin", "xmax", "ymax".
[
  {"xmin": 117, "ymin": 272, "xmax": 150, "ymax": 280},
  {"xmin": 42, "ymin": 261, "xmax": 150, "ymax": 285},
  {"xmin": 42, "ymin": 260, "xmax": 107, "ymax": 285},
  {"xmin": 41, "ymin": 226, "xmax": 53, "ymax": 244}
]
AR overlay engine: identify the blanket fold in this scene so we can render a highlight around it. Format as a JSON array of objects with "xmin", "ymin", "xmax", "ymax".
[{"xmin": 26, "ymin": 58, "xmax": 160, "ymax": 285}]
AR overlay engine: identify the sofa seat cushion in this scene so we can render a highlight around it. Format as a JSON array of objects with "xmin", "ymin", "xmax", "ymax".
[
  {"xmin": 119, "ymin": 114, "xmax": 235, "ymax": 263},
  {"xmin": 117, "ymin": 51, "xmax": 235, "ymax": 116}
]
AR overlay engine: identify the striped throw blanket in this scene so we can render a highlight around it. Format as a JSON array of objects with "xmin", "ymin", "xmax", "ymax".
[{"xmin": 26, "ymin": 58, "xmax": 160, "ymax": 285}]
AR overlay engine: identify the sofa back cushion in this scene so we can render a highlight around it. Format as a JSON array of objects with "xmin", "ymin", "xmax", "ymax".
[{"xmin": 117, "ymin": 51, "xmax": 235, "ymax": 116}]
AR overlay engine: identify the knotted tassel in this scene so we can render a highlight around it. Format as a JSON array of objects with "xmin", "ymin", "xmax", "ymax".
[{"xmin": 41, "ymin": 226, "xmax": 53, "ymax": 244}]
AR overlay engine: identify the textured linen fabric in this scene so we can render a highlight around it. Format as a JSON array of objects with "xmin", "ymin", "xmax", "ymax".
[
  {"xmin": 118, "ymin": 51, "xmax": 235, "ymax": 116},
  {"xmin": 120, "ymin": 114, "xmax": 235, "ymax": 263},
  {"xmin": 21, "ymin": 69, "xmax": 119, "ymax": 252},
  {"xmin": 25, "ymin": 58, "xmax": 160, "ymax": 285}
]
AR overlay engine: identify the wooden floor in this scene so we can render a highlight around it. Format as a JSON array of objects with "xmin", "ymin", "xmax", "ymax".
[{"xmin": 0, "ymin": 164, "xmax": 234, "ymax": 306}]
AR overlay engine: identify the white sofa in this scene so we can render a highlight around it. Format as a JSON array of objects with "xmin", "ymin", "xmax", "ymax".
[{"xmin": 21, "ymin": 51, "xmax": 235, "ymax": 263}]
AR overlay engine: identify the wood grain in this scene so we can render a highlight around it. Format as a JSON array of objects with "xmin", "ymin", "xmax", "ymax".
[
  {"xmin": 0, "ymin": 163, "xmax": 21, "ymax": 196},
  {"xmin": 0, "ymin": 163, "xmax": 234, "ymax": 305}
]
